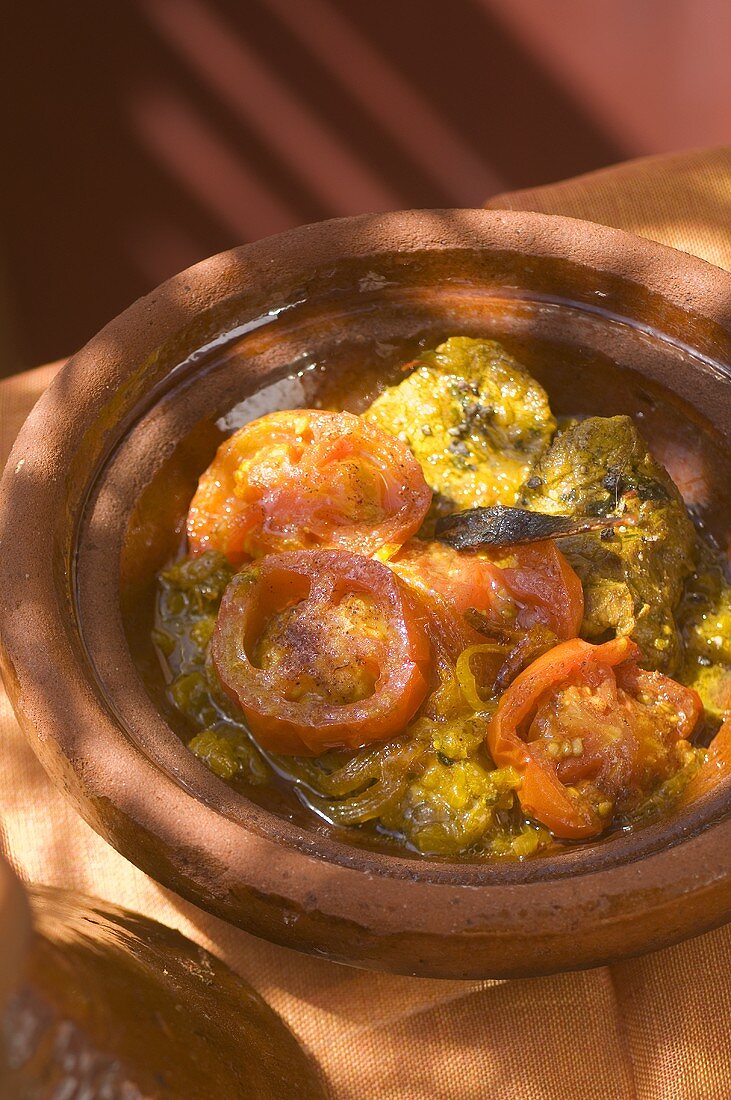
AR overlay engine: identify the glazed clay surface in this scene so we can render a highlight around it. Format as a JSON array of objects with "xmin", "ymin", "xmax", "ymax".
[
  {"xmin": 0, "ymin": 211, "xmax": 729, "ymax": 977},
  {"xmin": 0, "ymin": 867, "xmax": 324, "ymax": 1098}
]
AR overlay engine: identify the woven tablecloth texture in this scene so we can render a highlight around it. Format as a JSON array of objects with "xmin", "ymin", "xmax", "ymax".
[{"xmin": 2, "ymin": 147, "xmax": 731, "ymax": 1100}]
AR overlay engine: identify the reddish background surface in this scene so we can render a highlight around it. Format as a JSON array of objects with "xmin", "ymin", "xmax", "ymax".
[{"xmin": 2, "ymin": 0, "xmax": 730, "ymax": 375}]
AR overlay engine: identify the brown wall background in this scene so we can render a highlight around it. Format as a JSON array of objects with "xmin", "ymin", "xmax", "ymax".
[{"xmin": 2, "ymin": 0, "xmax": 730, "ymax": 374}]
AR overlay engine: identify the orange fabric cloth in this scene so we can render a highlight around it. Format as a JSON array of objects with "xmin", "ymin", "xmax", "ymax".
[
  {"xmin": 487, "ymin": 145, "xmax": 731, "ymax": 272},
  {"xmin": 2, "ymin": 149, "xmax": 731, "ymax": 1099}
]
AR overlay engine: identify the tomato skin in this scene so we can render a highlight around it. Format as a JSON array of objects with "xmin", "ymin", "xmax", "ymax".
[
  {"xmin": 389, "ymin": 538, "xmax": 583, "ymax": 655},
  {"xmin": 187, "ymin": 410, "xmax": 431, "ymax": 566},
  {"xmin": 211, "ymin": 550, "xmax": 431, "ymax": 755},
  {"xmin": 499, "ymin": 542, "xmax": 584, "ymax": 641},
  {"xmin": 389, "ymin": 540, "xmax": 515, "ymax": 654},
  {"xmin": 486, "ymin": 637, "xmax": 703, "ymax": 839}
]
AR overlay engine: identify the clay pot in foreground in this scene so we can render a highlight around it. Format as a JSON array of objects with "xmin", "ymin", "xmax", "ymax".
[
  {"xmin": 0, "ymin": 210, "xmax": 729, "ymax": 978},
  {"xmin": 0, "ymin": 859, "xmax": 323, "ymax": 1098}
]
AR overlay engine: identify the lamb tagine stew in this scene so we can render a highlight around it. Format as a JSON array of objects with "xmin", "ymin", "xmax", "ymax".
[{"xmin": 149, "ymin": 337, "xmax": 731, "ymax": 860}]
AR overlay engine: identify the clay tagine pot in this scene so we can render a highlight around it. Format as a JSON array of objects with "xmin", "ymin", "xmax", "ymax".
[
  {"xmin": 0, "ymin": 210, "xmax": 729, "ymax": 978},
  {"xmin": 0, "ymin": 857, "xmax": 324, "ymax": 1098}
]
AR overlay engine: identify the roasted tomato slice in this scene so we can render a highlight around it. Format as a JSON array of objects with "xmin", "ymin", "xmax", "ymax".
[
  {"xmin": 389, "ymin": 539, "xmax": 583, "ymax": 654},
  {"xmin": 486, "ymin": 636, "xmax": 703, "ymax": 839},
  {"xmin": 211, "ymin": 549, "xmax": 431, "ymax": 754},
  {"xmin": 498, "ymin": 542, "xmax": 584, "ymax": 641},
  {"xmin": 389, "ymin": 540, "xmax": 516, "ymax": 652},
  {"xmin": 187, "ymin": 410, "xmax": 431, "ymax": 565}
]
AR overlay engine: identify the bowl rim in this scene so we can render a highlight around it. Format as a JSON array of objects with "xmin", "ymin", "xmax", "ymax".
[{"xmin": 1, "ymin": 207, "xmax": 730, "ymax": 978}]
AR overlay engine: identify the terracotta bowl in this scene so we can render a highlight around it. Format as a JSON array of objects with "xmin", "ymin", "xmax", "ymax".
[
  {"xmin": 1, "ymin": 210, "xmax": 730, "ymax": 979},
  {"xmin": 0, "ymin": 858, "xmax": 324, "ymax": 1097}
]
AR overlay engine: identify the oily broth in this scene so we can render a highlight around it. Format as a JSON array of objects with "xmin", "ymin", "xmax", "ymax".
[{"xmin": 121, "ymin": 327, "xmax": 731, "ymax": 858}]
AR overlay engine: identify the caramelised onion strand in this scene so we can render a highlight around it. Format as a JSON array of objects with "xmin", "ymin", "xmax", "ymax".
[
  {"xmin": 289, "ymin": 737, "xmax": 428, "ymax": 823},
  {"xmin": 456, "ymin": 644, "xmax": 507, "ymax": 711}
]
